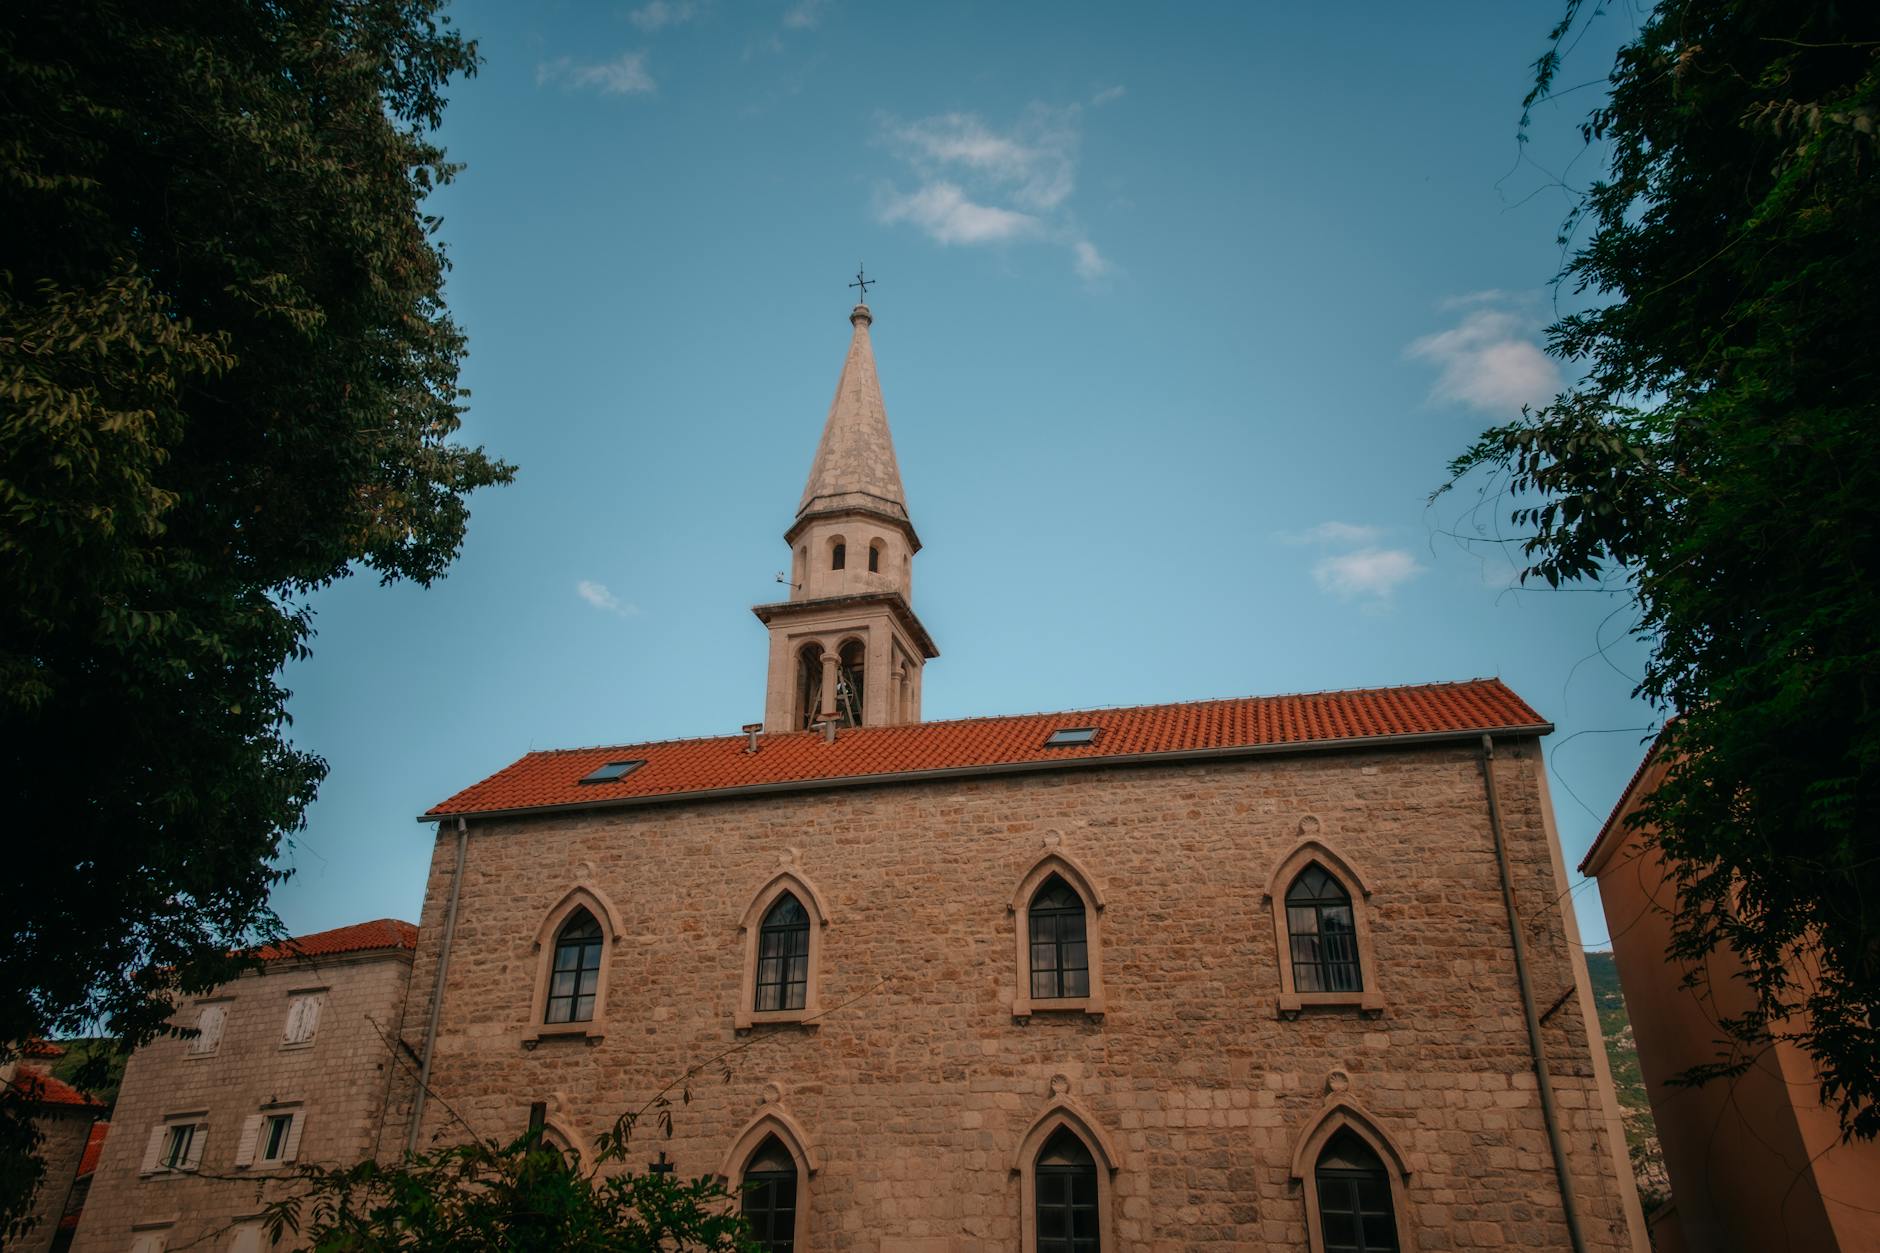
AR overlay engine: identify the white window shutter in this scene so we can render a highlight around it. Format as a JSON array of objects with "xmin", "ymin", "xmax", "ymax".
[
  {"xmin": 196, "ymin": 1003, "xmax": 227, "ymax": 1054},
  {"xmin": 228, "ymin": 1224, "xmax": 265, "ymax": 1253},
  {"xmin": 183, "ymin": 1122, "xmax": 207, "ymax": 1170},
  {"xmin": 282, "ymin": 1111, "xmax": 305, "ymax": 1162},
  {"xmin": 235, "ymin": 1115, "xmax": 262, "ymax": 1168},
  {"xmin": 140, "ymin": 1126, "xmax": 168, "ymax": 1175},
  {"xmin": 284, "ymin": 994, "xmax": 324, "ymax": 1045}
]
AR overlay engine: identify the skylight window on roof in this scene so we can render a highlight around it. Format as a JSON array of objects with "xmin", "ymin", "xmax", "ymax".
[
  {"xmin": 579, "ymin": 760, "xmax": 646, "ymax": 785},
  {"xmin": 1044, "ymin": 728, "xmax": 1099, "ymax": 748}
]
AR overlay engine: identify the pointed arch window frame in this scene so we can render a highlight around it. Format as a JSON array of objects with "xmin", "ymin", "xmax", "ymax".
[
  {"xmin": 1264, "ymin": 840, "xmax": 1385, "ymax": 1017},
  {"xmin": 1010, "ymin": 851, "xmax": 1107, "ymax": 1021},
  {"xmin": 1012, "ymin": 1097, "xmax": 1120, "ymax": 1253},
  {"xmin": 1288, "ymin": 1097, "xmax": 1416, "ymax": 1253},
  {"xmin": 526, "ymin": 884, "xmax": 626, "ymax": 1044},
  {"xmin": 718, "ymin": 1106, "xmax": 819, "ymax": 1252},
  {"xmin": 736, "ymin": 868, "xmax": 832, "ymax": 1030}
]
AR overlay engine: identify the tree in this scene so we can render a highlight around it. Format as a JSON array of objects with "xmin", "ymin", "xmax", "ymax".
[
  {"xmin": 266, "ymin": 1131, "xmax": 756, "ymax": 1252},
  {"xmin": 0, "ymin": 0, "xmax": 511, "ymax": 1221},
  {"xmin": 1445, "ymin": 0, "xmax": 1880, "ymax": 1137}
]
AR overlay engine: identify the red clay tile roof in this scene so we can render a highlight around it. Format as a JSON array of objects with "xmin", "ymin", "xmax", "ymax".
[
  {"xmin": 21, "ymin": 1039, "xmax": 63, "ymax": 1060},
  {"xmin": 251, "ymin": 918, "xmax": 418, "ymax": 962},
  {"xmin": 8, "ymin": 1066, "xmax": 100, "ymax": 1108},
  {"xmin": 78, "ymin": 1121, "xmax": 109, "ymax": 1175},
  {"xmin": 425, "ymin": 679, "xmax": 1548, "ymax": 820}
]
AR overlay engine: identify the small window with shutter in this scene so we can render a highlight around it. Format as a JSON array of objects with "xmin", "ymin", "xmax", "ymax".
[
  {"xmin": 140, "ymin": 1115, "xmax": 208, "ymax": 1175},
  {"xmin": 282, "ymin": 992, "xmax": 324, "ymax": 1047},
  {"xmin": 237, "ymin": 1107, "xmax": 304, "ymax": 1169},
  {"xmin": 186, "ymin": 1002, "xmax": 229, "ymax": 1056}
]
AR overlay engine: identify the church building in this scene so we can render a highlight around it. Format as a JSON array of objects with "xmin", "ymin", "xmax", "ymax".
[{"xmin": 390, "ymin": 300, "xmax": 1649, "ymax": 1251}]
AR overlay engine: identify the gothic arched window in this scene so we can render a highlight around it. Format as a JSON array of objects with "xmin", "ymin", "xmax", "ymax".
[
  {"xmin": 1314, "ymin": 1130, "xmax": 1398, "ymax": 1252},
  {"xmin": 756, "ymin": 894, "xmax": 810, "ymax": 1012},
  {"xmin": 831, "ymin": 541, "xmax": 846, "ymax": 571},
  {"xmin": 741, "ymin": 1135, "xmax": 799, "ymax": 1252},
  {"xmin": 1035, "ymin": 1127, "xmax": 1100, "ymax": 1252},
  {"xmin": 1028, "ymin": 876, "xmax": 1090, "ymax": 1000},
  {"xmin": 867, "ymin": 541, "xmax": 881, "ymax": 573},
  {"xmin": 545, "ymin": 909, "xmax": 603, "ymax": 1024},
  {"xmin": 1286, "ymin": 865, "xmax": 1361, "ymax": 993}
]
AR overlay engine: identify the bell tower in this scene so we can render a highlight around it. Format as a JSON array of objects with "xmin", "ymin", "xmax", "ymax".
[{"xmin": 754, "ymin": 301, "xmax": 937, "ymax": 731}]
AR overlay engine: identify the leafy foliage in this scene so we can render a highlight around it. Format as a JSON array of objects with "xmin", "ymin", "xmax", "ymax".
[
  {"xmin": 1447, "ymin": 1, "xmax": 1880, "ymax": 1137},
  {"xmin": 0, "ymin": 0, "xmax": 510, "ymax": 1223},
  {"xmin": 264, "ymin": 1130, "xmax": 756, "ymax": 1252}
]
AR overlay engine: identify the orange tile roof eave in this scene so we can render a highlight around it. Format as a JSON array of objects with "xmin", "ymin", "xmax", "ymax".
[
  {"xmin": 1579, "ymin": 722, "xmax": 1676, "ymax": 877},
  {"xmin": 419, "ymin": 718, "xmax": 1554, "ymax": 824}
]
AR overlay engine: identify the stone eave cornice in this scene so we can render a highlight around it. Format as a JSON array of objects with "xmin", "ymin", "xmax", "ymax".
[
  {"xmin": 784, "ymin": 499, "xmax": 922, "ymax": 553},
  {"xmin": 751, "ymin": 591, "xmax": 939, "ymax": 659}
]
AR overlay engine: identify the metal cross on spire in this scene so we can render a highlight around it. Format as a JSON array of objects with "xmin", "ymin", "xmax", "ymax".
[{"xmin": 848, "ymin": 263, "xmax": 875, "ymax": 304}]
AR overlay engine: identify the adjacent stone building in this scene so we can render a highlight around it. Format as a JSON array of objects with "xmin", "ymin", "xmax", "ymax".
[
  {"xmin": 3, "ymin": 1041, "xmax": 105, "ymax": 1252},
  {"xmin": 384, "ymin": 303, "xmax": 1650, "ymax": 1252},
  {"xmin": 1582, "ymin": 738, "xmax": 1880, "ymax": 1253},
  {"xmin": 70, "ymin": 920, "xmax": 416, "ymax": 1252}
]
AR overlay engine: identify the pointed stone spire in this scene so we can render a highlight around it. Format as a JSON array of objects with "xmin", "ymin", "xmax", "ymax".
[
  {"xmin": 797, "ymin": 305, "xmax": 909, "ymax": 524},
  {"xmin": 753, "ymin": 298, "xmax": 936, "ymax": 734}
]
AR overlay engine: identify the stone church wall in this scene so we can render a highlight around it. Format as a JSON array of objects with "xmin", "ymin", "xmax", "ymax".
[{"xmin": 391, "ymin": 737, "xmax": 1641, "ymax": 1250}]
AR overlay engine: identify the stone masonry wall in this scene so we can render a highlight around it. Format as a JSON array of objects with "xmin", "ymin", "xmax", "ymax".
[
  {"xmin": 72, "ymin": 953, "xmax": 412, "ymax": 1251},
  {"xmin": 390, "ymin": 738, "xmax": 1642, "ymax": 1251},
  {"xmin": 12, "ymin": 1099, "xmax": 95, "ymax": 1253}
]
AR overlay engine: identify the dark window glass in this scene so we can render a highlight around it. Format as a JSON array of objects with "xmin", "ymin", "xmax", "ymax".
[
  {"xmin": 263, "ymin": 1114, "xmax": 292, "ymax": 1161},
  {"xmin": 1286, "ymin": 865, "xmax": 1362, "ymax": 993},
  {"xmin": 756, "ymin": 894, "xmax": 810, "ymax": 1012},
  {"xmin": 579, "ymin": 759, "xmax": 644, "ymax": 784},
  {"xmin": 832, "ymin": 543, "xmax": 846, "ymax": 570},
  {"xmin": 545, "ymin": 909, "xmax": 603, "ymax": 1024},
  {"xmin": 1035, "ymin": 1127, "xmax": 1099, "ymax": 1252},
  {"xmin": 1044, "ymin": 727, "xmax": 1099, "ymax": 747},
  {"xmin": 1315, "ymin": 1130, "xmax": 1397, "ymax": 1252},
  {"xmin": 868, "ymin": 544, "xmax": 881, "ymax": 573},
  {"xmin": 743, "ymin": 1136, "xmax": 798, "ymax": 1252},
  {"xmin": 1028, "ymin": 877, "xmax": 1090, "ymax": 1000},
  {"xmin": 162, "ymin": 1124, "xmax": 194, "ymax": 1169}
]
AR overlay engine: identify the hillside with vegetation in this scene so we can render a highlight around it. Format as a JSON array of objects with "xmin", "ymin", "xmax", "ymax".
[{"xmin": 1585, "ymin": 950, "xmax": 1668, "ymax": 1213}]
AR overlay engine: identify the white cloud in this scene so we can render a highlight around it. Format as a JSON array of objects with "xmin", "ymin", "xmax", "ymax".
[
  {"xmin": 629, "ymin": 0, "xmax": 696, "ymax": 30},
  {"xmin": 1313, "ymin": 549, "xmax": 1426, "ymax": 600},
  {"xmin": 782, "ymin": 0, "xmax": 830, "ymax": 28},
  {"xmin": 536, "ymin": 52, "xmax": 655, "ymax": 96},
  {"xmin": 576, "ymin": 580, "xmax": 640, "ymax": 617},
  {"xmin": 1407, "ymin": 305, "xmax": 1561, "ymax": 414},
  {"xmin": 886, "ymin": 109, "xmax": 1076, "ymax": 212},
  {"xmin": 878, "ymin": 183, "xmax": 1039, "ymax": 245},
  {"xmin": 1286, "ymin": 521, "xmax": 1384, "ymax": 546},
  {"xmin": 875, "ymin": 105, "xmax": 1108, "ymax": 281},
  {"xmin": 1090, "ymin": 85, "xmax": 1127, "ymax": 107}
]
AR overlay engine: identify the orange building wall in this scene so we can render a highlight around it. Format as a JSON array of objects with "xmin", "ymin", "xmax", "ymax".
[{"xmin": 1585, "ymin": 754, "xmax": 1880, "ymax": 1253}]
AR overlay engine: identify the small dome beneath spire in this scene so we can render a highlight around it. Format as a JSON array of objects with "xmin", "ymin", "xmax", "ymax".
[{"xmin": 850, "ymin": 303, "xmax": 872, "ymax": 326}]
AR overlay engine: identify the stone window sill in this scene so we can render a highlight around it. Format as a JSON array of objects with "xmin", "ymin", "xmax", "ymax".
[
  {"xmin": 1276, "ymin": 990, "xmax": 1385, "ymax": 1018},
  {"xmin": 734, "ymin": 1009, "xmax": 820, "ymax": 1033},
  {"xmin": 279, "ymin": 1040, "xmax": 316, "ymax": 1052},
  {"xmin": 523, "ymin": 1024, "xmax": 603, "ymax": 1049},
  {"xmin": 1013, "ymin": 996, "xmax": 1104, "ymax": 1022}
]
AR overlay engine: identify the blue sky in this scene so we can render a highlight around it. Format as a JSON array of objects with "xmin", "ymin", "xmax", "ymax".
[{"xmin": 273, "ymin": 0, "xmax": 1654, "ymax": 946}]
